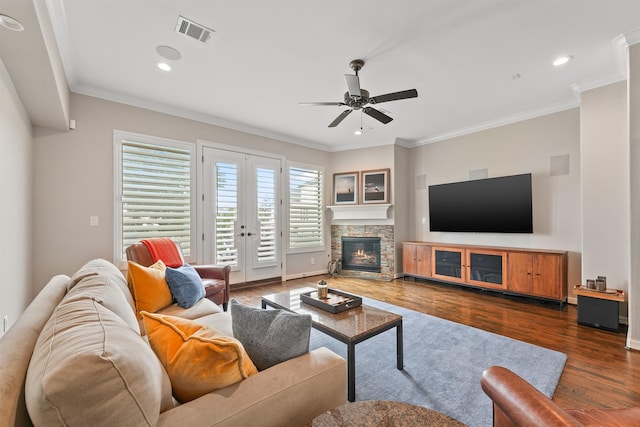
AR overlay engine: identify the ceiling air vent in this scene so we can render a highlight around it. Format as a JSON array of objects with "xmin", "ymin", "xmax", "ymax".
[{"xmin": 175, "ymin": 16, "xmax": 213, "ymax": 43}]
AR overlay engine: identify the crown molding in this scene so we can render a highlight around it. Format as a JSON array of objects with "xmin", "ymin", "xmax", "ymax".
[
  {"xmin": 407, "ymin": 99, "xmax": 579, "ymax": 147},
  {"xmin": 621, "ymin": 27, "xmax": 640, "ymax": 47},
  {"xmin": 70, "ymin": 84, "xmax": 333, "ymax": 152}
]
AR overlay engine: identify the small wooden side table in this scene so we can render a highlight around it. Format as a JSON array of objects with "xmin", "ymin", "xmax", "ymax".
[
  {"xmin": 574, "ymin": 287, "xmax": 625, "ymax": 332},
  {"xmin": 312, "ymin": 400, "xmax": 467, "ymax": 427}
]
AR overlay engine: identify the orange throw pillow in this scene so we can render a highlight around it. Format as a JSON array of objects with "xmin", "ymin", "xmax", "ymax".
[
  {"xmin": 127, "ymin": 260, "xmax": 173, "ymax": 318},
  {"xmin": 141, "ymin": 311, "xmax": 258, "ymax": 403}
]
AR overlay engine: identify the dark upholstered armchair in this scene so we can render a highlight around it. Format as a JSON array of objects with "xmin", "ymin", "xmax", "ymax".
[
  {"xmin": 481, "ymin": 366, "xmax": 640, "ymax": 426},
  {"xmin": 126, "ymin": 239, "xmax": 231, "ymax": 311}
]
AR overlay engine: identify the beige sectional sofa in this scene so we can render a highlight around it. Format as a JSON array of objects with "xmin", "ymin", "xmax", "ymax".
[{"xmin": 0, "ymin": 259, "xmax": 346, "ymax": 427}]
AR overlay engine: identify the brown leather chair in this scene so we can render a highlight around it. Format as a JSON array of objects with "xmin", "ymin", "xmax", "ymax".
[
  {"xmin": 126, "ymin": 240, "xmax": 231, "ymax": 311},
  {"xmin": 481, "ymin": 366, "xmax": 640, "ymax": 426}
]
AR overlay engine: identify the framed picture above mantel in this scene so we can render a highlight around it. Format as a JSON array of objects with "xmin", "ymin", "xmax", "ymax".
[
  {"xmin": 361, "ymin": 168, "xmax": 390, "ymax": 204},
  {"xmin": 333, "ymin": 171, "xmax": 358, "ymax": 205}
]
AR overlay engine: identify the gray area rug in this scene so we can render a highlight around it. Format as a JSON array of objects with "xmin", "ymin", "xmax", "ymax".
[{"xmin": 309, "ymin": 297, "xmax": 567, "ymax": 427}]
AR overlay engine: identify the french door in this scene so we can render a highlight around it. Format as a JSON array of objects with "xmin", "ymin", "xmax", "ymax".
[{"xmin": 202, "ymin": 147, "xmax": 282, "ymax": 284}]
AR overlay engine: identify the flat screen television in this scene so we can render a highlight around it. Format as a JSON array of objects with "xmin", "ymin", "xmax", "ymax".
[{"xmin": 428, "ymin": 173, "xmax": 533, "ymax": 233}]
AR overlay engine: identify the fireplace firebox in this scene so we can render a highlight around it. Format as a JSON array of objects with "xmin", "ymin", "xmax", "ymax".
[{"xmin": 341, "ymin": 237, "xmax": 381, "ymax": 273}]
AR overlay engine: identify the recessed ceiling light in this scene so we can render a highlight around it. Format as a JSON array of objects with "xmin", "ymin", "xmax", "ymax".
[
  {"xmin": 0, "ymin": 14, "xmax": 24, "ymax": 32},
  {"xmin": 157, "ymin": 62, "xmax": 172, "ymax": 71},
  {"xmin": 553, "ymin": 55, "xmax": 573, "ymax": 67}
]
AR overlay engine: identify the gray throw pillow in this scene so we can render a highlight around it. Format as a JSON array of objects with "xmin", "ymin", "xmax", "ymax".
[
  {"xmin": 165, "ymin": 264, "xmax": 205, "ymax": 309},
  {"xmin": 230, "ymin": 299, "xmax": 312, "ymax": 371}
]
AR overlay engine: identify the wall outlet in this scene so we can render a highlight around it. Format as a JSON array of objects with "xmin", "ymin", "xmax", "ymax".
[{"xmin": 310, "ymin": 257, "xmax": 315, "ymax": 265}]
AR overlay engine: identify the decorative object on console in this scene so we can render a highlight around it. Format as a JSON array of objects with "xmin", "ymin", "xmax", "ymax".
[
  {"xmin": 361, "ymin": 168, "xmax": 389, "ymax": 204},
  {"xmin": 334, "ymin": 172, "xmax": 358, "ymax": 205}
]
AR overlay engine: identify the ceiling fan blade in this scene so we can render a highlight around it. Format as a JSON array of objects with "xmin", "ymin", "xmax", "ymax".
[
  {"xmin": 328, "ymin": 109, "xmax": 353, "ymax": 127},
  {"xmin": 345, "ymin": 74, "xmax": 361, "ymax": 97},
  {"xmin": 370, "ymin": 89, "xmax": 418, "ymax": 104},
  {"xmin": 363, "ymin": 107, "xmax": 393, "ymax": 124},
  {"xmin": 299, "ymin": 101, "xmax": 346, "ymax": 106}
]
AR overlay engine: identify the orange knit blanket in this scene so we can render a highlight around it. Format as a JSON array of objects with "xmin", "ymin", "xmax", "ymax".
[{"xmin": 141, "ymin": 238, "xmax": 183, "ymax": 267}]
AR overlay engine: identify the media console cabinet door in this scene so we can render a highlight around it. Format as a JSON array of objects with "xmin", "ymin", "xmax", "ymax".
[
  {"xmin": 532, "ymin": 253, "xmax": 564, "ymax": 299},
  {"xmin": 466, "ymin": 249, "xmax": 507, "ymax": 289},
  {"xmin": 431, "ymin": 247, "xmax": 466, "ymax": 283},
  {"xmin": 402, "ymin": 243, "xmax": 431, "ymax": 277},
  {"xmin": 402, "ymin": 244, "xmax": 417, "ymax": 276},
  {"xmin": 507, "ymin": 252, "xmax": 565, "ymax": 299},
  {"xmin": 507, "ymin": 252, "xmax": 534, "ymax": 294}
]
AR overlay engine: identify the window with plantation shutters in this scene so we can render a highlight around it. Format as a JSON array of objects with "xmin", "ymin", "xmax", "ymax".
[
  {"xmin": 289, "ymin": 164, "xmax": 324, "ymax": 251},
  {"xmin": 114, "ymin": 132, "xmax": 195, "ymax": 263}
]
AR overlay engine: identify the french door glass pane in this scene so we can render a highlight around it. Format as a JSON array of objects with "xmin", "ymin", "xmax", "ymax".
[
  {"xmin": 256, "ymin": 167, "xmax": 276, "ymax": 263},
  {"xmin": 215, "ymin": 161, "xmax": 238, "ymax": 266}
]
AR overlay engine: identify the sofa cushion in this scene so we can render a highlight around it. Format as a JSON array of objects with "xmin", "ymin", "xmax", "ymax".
[
  {"xmin": 156, "ymin": 297, "xmax": 222, "ymax": 319},
  {"xmin": 69, "ymin": 258, "xmax": 136, "ymax": 312},
  {"xmin": 127, "ymin": 260, "xmax": 173, "ymax": 318},
  {"xmin": 66, "ymin": 272, "xmax": 140, "ymax": 333},
  {"xmin": 165, "ymin": 264, "xmax": 205, "ymax": 308},
  {"xmin": 230, "ymin": 299, "xmax": 312, "ymax": 371},
  {"xmin": 141, "ymin": 311, "xmax": 258, "ymax": 403},
  {"xmin": 25, "ymin": 297, "xmax": 174, "ymax": 427}
]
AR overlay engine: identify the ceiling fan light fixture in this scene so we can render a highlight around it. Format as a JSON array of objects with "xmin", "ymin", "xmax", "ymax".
[{"xmin": 354, "ymin": 128, "xmax": 363, "ymax": 136}]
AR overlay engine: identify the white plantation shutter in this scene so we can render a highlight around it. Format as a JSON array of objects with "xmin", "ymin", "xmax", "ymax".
[
  {"xmin": 256, "ymin": 167, "xmax": 277, "ymax": 262},
  {"xmin": 214, "ymin": 161, "xmax": 238, "ymax": 266},
  {"xmin": 289, "ymin": 164, "xmax": 324, "ymax": 250},
  {"xmin": 116, "ymin": 133, "xmax": 195, "ymax": 261}
]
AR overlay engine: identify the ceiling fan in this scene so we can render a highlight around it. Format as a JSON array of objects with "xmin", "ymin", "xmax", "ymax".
[{"xmin": 300, "ymin": 59, "xmax": 418, "ymax": 128}]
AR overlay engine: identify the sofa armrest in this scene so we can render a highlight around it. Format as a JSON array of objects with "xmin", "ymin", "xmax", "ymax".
[
  {"xmin": 480, "ymin": 366, "xmax": 582, "ymax": 427},
  {"xmin": 0, "ymin": 275, "xmax": 70, "ymax": 427},
  {"xmin": 157, "ymin": 347, "xmax": 346, "ymax": 427}
]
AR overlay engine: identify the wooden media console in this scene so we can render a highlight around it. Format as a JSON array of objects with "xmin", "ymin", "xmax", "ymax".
[{"xmin": 402, "ymin": 242, "xmax": 567, "ymax": 306}]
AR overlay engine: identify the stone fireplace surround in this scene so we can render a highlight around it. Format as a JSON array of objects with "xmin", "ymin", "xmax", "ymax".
[{"xmin": 331, "ymin": 225, "xmax": 395, "ymax": 280}]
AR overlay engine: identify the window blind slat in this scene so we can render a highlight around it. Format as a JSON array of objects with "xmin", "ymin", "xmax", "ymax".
[
  {"xmin": 120, "ymin": 139, "xmax": 192, "ymax": 259},
  {"xmin": 289, "ymin": 166, "xmax": 323, "ymax": 249}
]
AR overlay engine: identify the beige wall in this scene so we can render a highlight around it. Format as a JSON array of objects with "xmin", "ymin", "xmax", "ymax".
[
  {"xmin": 408, "ymin": 108, "xmax": 583, "ymax": 296},
  {"xmin": 32, "ymin": 93, "xmax": 333, "ymax": 288},
  {"xmin": 393, "ymin": 145, "xmax": 412, "ymax": 275},
  {"xmin": 628, "ymin": 43, "xmax": 640, "ymax": 349},
  {"xmin": 580, "ymin": 82, "xmax": 629, "ymax": 300},
  {"xmin": 0, "ymin": 59, "xmax": 34, "ymax": 334}
]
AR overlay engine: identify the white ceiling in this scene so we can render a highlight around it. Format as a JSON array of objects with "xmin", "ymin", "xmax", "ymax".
[{"xmin": 5, "ymin": 1, "xmax": 640, "ymax": 151}]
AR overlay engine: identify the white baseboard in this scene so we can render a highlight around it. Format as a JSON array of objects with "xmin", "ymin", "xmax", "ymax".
[
  {"xmin": 284, "ymin": 270, "xmax": 327, "ymax": 281},
  {"xmin": 626, "ymin": 338, "xmax": 640, "ymax": 350}
]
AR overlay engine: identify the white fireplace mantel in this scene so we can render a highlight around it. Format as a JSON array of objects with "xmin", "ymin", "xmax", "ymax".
[{"xmin": 326, "ymin": 204, "xmax": 392, "ymax": 220}]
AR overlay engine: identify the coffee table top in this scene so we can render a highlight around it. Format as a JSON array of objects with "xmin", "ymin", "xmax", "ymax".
[{"xmin": 261, "ymin": 287, "xmax": 401, "ymax": 343}]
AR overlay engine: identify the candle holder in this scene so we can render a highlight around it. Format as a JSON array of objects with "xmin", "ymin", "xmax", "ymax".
[{"xmin": 317, "ymin": 280, "xmax": 329, "ymax": 299}]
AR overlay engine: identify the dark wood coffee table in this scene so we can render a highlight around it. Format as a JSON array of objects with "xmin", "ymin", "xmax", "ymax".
[{"xmin": 261, "ymin": 287, "xmax": 403, "ymax": 402}]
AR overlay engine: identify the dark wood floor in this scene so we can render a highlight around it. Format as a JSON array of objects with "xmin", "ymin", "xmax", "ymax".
[{"xmin": 230, "ymin": 274, "xmax": 640, "ymax": 411}]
